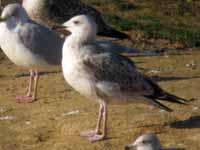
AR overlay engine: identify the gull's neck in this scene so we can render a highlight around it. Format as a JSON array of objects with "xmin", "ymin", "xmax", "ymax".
[
  {"xmin": 65, "ymin": 34, "xmax": 96, "ymax": 49},
  {"xmin": 62, "ymin": 34, "xmax": 95, "ymax": 62}
]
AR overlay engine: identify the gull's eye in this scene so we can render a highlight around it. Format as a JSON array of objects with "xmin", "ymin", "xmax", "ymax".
[
  {"xmin": 142, "ymin": 140, "xmax": 149, "ymax": 144},
  {"xmin": 73, "ymin": 20, "xmax": 80, "ymax": 24}
]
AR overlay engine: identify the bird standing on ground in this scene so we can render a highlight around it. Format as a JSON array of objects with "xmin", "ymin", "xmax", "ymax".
[
  {"xmin": 56, "ymin": 15, "xmax": 187, "ymax": 142},
  {"xmin": 0, "ymin": 4, "xmax": 63, "ymax": 103},
  {"xmin": 21, "ymin": 0, "xmax": 131, "ymax": 40}
]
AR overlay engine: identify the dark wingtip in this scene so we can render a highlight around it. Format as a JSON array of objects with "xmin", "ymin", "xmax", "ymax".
[
  {"xmin": 160, "ymin": 104, "xmax": 173, "ymax": 112},
  {"xmin": 146, "ymin": 96, "xmax": 173, "ymax": 112},
  {"xmin": 97, "ymin": 25, "xmax": 134, "ymax": 42},
  {"xmin": 146, "ymin": 77, "xmax": 189, "ymax": 106},
  {"xmin": 98, "ymin": 29, "xmax": 130, "ymax": 40},
  {"xmin": 161, "ymin": 92, "xmax": 189, "ymax": 106}
]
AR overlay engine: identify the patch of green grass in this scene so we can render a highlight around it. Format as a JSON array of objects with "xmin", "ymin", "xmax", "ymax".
[
  {"xmin": 110, "ymin": 0, "xmax": 138, "ymax": 11},
  {"xmin": 86, "ymin": 0, "xmax": 137, "ymax": 11},
  {"xmin": 149, "ymin": 0, "xmax": 200, "ymax": 17},
  {"xmin": 104, "ymin": 14, "xmax": 200, "ymax": 47},
  {"xmin": 87, "ymin": 0, "xmax": 200, "ymax": 48},
  {"xmin": 103, "ymin": 15, "xmax": 134, "ymax": 31}
]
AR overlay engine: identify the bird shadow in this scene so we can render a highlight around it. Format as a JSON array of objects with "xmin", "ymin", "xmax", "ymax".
[
  {"xmin": 0, "ymin": 75, "xmax": 5, "ymax": 78},
  {"xmin": 124, "ymin": 147, "xmax": 185, "ymax": 150},
  {"xmin": 163, "ymin": 148, "xmax": 185, "ymax": 150},
  {"xmin": 169, "ymin": 115, "xmax": 200, "ymax": 129},
  {"xmin": 15, "ymin": 71, "xmax": 62, "ymax": 78},
  {"xmin": 151, "ymin": 75, "xmax": 200, "ymax": 82}
]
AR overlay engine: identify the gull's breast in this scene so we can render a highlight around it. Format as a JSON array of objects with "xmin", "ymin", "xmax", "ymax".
[{"xmin": 62, "ymin": 53, "xmax": 98, "ymax": 99}]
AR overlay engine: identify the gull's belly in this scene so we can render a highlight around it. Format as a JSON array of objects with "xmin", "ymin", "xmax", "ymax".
[{"xmin": 0, "ymin": 25, "xmax": 49, "ymax": 69}]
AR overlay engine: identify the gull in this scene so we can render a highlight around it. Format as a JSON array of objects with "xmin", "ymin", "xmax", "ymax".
[
  {"xmin": 56, "ymin": 15, "xmax": 187, "ymax": 142},
  {"xmin": 21, "ymin": 0, "xmax": 131, "ymax": 40},
  {"xmin": 125, "ymin": 134, "xmax": 162, "ymax": 150},
  {"xmin": 125, "ymin": 134, "xmax": 185, "ymax": 150},
  {"xmin": 0, "ymin": 3, "xmax": 63, "ymax": 103}
]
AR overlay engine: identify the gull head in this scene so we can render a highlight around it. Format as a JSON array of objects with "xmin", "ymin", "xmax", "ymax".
[
  {"xmin": 54, "ymin": 15, "xmax": 97, "ymax": 43},
  {"xmin": 0, "ymin": 3, "xmax": 29, "ymax": 24},
  {"xmin": 125, "ymin": 134, "xmax": 162, "ymax": 150}
]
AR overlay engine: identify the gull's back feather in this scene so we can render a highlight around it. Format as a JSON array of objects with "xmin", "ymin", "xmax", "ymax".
[
  {"xmin": 81, "ymin": 44, "xmax": 187, "ymax": 110},
  {"xmin": 19, "ymin": 19, "xmax": 64, "ymax": 65}
]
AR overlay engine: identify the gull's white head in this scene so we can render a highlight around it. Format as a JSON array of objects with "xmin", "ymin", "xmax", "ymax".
[
  {"xmin": 0, "ymin": 3, "xmax": 29, "ymax": 24},
  {"xmin": 125, "ymin": 134, "xmax": 162, "ymax": 150},
  {"xmin": 56, "ymin": 15, "xmax": 97, "ymax": 44}
]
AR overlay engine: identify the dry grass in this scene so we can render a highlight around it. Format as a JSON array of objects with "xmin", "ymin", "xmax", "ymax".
[{"xmin": 0, "ymin": 50, "xmax": 200, "ymax": 150}]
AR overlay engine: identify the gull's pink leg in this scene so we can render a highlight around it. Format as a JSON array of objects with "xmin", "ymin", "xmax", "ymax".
[
  {"xmin": 88, "ymin": 103, "xmax": 107, "ymax": 142},
  {"xmin": 32, "ymin": 70, "xmax": 39, "ymax": 101},
  {"xmin": 26, "ymin": 70, "xmax": 34, "ymax": 96},
  {"xmin": 80, "ymin": 104, "xmax": 104, "ymax": 137},
  {"xmin": 16, "ymin": 70, "xmax": 34, "ymax": 102},
  {"xmin": 16, "ymin": 70, "xmax": 38, "ymax": 103}
]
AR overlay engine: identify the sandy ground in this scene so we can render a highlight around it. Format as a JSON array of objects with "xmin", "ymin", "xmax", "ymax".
[
  {"xmin": 0, "ymin": 49, "xmax": 200, "ymax": 150},
  {"xmin": 0, "ymin": 0, "xmax": 199, "ymax": 149}
]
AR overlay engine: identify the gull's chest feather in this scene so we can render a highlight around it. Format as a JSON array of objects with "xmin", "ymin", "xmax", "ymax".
[{"xmin": 62, "ymin": 46, "xmax": 97, "ymax": 98}]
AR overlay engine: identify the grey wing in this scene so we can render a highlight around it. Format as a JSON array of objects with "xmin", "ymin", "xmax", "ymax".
[
  {"xmin": 97, "ymin": 40, "xmax": 142, "ymax": 53},
  {"xmin": 83, "ymin": 47, "xmax": 187, "ymax": 112},
  {"xmin": 82, "ymin": 47, "xmax": 153, "ymax": 95},
  {"xmin": 19, "ymin": 20, "xmax": 64, "ymax": 65}
]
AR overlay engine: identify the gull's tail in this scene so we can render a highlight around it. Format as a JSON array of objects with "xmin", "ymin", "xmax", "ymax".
[
  {"xmin": 145, "ymin": 78, "xmax": 188, "ymax": 112},
  {"xmin": 98, "ymin": 24, "xmax": 131, "ymax": 40}
]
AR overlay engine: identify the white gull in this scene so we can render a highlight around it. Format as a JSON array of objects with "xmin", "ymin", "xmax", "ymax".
[{"xmin": 0, "ymin": 3, "xmax": 63, "ymax": 102}]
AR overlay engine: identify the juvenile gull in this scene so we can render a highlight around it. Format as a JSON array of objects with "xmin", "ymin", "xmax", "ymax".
[
  {"xmin": 21, "ymin": 0, "xmax": 131, "ymax": 40},
  {"xmin": 0, "ymin": 4, "xmax": 63, "ymax": 103},
  {"xmin": 57, "ymin": 15, "xmax": 187, "ymax": 142}
]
